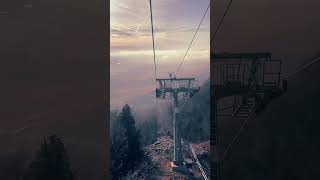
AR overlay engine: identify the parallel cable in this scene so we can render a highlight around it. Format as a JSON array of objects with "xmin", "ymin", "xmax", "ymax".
[
  {"xmin": 175, "ymin": 3, "xmax": 210, "ymax": 76},
  {"xmin": 222, "ymin": 117, "xmax": 249, "ymax": 160},
  {"xmin": 286, "ymin": 55, "xmax": 320, "ymax": 80},
  {"xmin": 149, "ymin": 0, "xmax": 158, "ymax": 80},
  {"xmin": 211, "ymin": 0, "xmax": 234, "ymax": 46}
]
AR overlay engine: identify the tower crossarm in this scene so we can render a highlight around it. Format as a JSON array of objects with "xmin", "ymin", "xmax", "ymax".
[
  {"xmin": 211, "ymin": 52, "xmax": 282, "ymax": 97},
  {"xmin": 156, "ymin": 78, "xmax": 200, "ymax": 99}
]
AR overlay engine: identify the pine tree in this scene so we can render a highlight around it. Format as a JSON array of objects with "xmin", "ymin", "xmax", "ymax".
[
  {"xmin": 139, "ymin": 115, "xmax": 159, "ymax": 146},
  {"xmin": 110, "ymin": 104, "xmax": 143, "ymax": 179},
  {"xmin": 110, "ymin": 109, "xmax": 128, "ymax": 178},
  {"xmin": 23, "ymin": 134, "xmax": 75, "ymax": 180},
  {"xmin": 117, "ymin": 104, "xmax": 142, "ymax": 169}
]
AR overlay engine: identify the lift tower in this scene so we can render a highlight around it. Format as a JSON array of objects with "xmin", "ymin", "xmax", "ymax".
[
  {"xmin": 211, "ymin": 52, "xmax": 282, "ymax": 179},
  {"xmin": 156, "ymin": 75, "xmax": 200, "ymax": 166}
]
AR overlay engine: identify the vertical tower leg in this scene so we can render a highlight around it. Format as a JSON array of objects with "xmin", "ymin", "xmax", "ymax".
[{"xmin": 173, "ymin": 92, "xmax": 182, "ymax": 165}]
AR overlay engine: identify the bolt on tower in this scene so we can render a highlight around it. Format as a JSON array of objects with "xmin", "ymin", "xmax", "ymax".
[{"xmin": 155, "ymin": 75, "xmax": 200, "ymax": 166}]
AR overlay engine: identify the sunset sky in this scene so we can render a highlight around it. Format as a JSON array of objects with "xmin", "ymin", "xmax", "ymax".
[{"xmin": 110, "ymin": 0, "xmax": 210, "ymax": 108}]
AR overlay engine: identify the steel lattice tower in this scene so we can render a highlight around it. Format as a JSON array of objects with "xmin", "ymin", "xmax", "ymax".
[
  {"xmin": 156, "ymin": 76, "xmax": 200, "ymax": 166},
  {"xmin": 211, "ymin": 52, "xmax": 282, "ymax": 180}
]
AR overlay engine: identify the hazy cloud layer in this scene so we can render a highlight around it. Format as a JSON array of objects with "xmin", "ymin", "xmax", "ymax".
[{"xmin": 110, "ymin": 0, "xmax": 210, "ymax": 108}]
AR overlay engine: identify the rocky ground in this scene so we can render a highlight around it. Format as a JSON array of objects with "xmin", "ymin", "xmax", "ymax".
[{"xmin": 124, "ymin": 136, "xmax": 210, "ymax": 180}]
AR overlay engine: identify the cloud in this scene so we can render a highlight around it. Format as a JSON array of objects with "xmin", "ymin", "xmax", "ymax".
[{"xmin": 110, "ymin": 0, "xmax": 210, "ymax": 108}]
